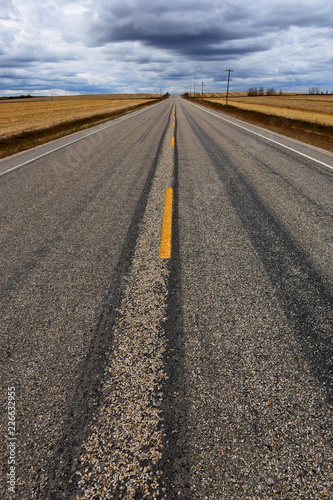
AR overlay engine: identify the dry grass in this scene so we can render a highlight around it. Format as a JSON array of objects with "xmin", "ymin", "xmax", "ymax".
[
  {"xmin": 0, "ymin": 94, "xmax": 164, "ymax": 159},
  {"xmin": 187, "ymin": 94, "xmax": 333, "ymax": 152},
  {"xmin": 0, "ymin": 97, "xmax": 155, "ymax": 140},
  {"xmin": 205, "ymin": 95, "xmax": 333, "ymax": 126}
]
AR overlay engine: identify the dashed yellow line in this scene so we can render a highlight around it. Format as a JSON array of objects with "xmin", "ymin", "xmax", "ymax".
[
  {"xmin": 171, "ymin": 137, "xmax": 174, "ymax": 146},
  {"xmin": 160, "ymin": 188, "xmax": 173, "ymax": 259}
]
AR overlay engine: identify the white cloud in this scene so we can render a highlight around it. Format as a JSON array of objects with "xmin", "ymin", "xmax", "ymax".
[{"xmin": 0, "ymin": 0, "xmax": 332, "ymax": 95}]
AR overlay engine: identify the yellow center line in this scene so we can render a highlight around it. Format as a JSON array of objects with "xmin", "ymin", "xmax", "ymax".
[
  {"xmin": 173, "ymin": 122, "xmax": 175, "ymax": 127},
  {"xmin": 160, "ymin": 188, "xmax": 173, "ymax": 259},
  {"xmin": 171, "ymin": 137, "xmax": 174, "ymax": 146}
]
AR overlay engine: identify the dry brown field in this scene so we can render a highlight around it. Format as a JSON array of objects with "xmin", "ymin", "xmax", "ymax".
[
  {"xmin": 205, "ymin": 94, "xmax": 333, "ymax": 126},
  {"xmin": 0, "ymin": 96, "xmax": 156, "ymax": 140}
]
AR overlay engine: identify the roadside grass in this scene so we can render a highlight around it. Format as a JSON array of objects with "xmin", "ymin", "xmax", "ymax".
[
  {"xmin": 0, "ymin": 96, "xmax": 164, "ymax": 159},
  {"xmin": 206, "ymin": 95, "xmax": 333, "ymax": 127},
  {"xmin": 186, "ymin": 96, "xmax": 333, "ymax": 152}
]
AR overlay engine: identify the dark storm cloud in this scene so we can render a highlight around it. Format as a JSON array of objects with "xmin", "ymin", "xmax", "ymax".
[
  {"xmin": 84, "ymin": 1, "xmax": 256, "ymax": 57},
  {"xmin": 0, "ymin": 0, "xmax": 332, "ymax": 95},
  {"xmin": 83, "ymin": 0, "xmax": 331, "ymax": 57}
]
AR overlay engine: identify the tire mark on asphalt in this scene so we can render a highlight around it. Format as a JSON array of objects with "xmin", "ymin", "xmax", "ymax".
[
  {"xmin": 0, "ymin": 127, "xmax": 160, "ymax": 299},
  {"xmin": 183, "ymin": 110, "xmax": 333, "ymax": 405},
  {"xmin": 192, "ymin": 107, "xmax": 333, "ymax": 218},
  {"xmin": 187, "ymin": 100, "xmax": 333, "ymax": 172},
  {"xmin": 76, "ymin": 108, "xmax": 175, "ymax": 498},
  {"xmin": 37, "ymin": 106, "xmax": 174, "ymax": 499},
  {"xmin": 181, "ymin": 103, "xmax": 333, "ymax": 217},
  {"xmin": 160, "ymin": 116, "xmax": 191, "ymax": 499}
]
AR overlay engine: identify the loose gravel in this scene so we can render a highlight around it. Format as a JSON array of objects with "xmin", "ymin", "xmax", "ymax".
[{"xmin": 76, "ymin": 113, "xmax": 175, "ymax": 499}]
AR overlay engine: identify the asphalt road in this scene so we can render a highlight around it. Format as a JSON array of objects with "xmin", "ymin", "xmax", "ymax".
[{"xmin": 1, "ymin": 96, "xmax": 332, "ymax": 499}]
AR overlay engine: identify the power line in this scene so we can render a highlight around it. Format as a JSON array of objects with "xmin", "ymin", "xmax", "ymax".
[
  {"xmin": 236, "ymin": 25, "xmax": 333, "ymax": 71},
  {"xmin": 262, "ymin": 29, "xmax": 333, "ymax": 65},
  {"xmin": 269, "ymin": 32, "xmax": 333, "ymax": 63},
  {"xmin": 265, "ymin": 25, "xmax": 333, "ymax": 60}
]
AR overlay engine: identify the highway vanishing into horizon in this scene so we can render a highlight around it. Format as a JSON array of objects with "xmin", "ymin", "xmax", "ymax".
[{"xmin": 1, "ymin": 96, "xmax": 333, "ymax": 499}]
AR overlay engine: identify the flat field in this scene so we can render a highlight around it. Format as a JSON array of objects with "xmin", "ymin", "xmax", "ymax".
[
  {"xmin": 0, "ymin": 95, "xmax": 156, "ymax": 139},
  {"xmin": 205, "ymin": 94, "xmax": 333, "ymax": 126},
  {"xmin": 0, "ymin": 94, "xmax": 161, "ymax": 158}
]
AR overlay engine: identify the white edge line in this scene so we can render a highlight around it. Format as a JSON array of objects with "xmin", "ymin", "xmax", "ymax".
[
  {"xmin": 0, "ymin": 100, "xmax": 165, "ymax": 178},
  {"xmin": 187, "ymin": 100, "xmax": 333, "ymax": 172}
]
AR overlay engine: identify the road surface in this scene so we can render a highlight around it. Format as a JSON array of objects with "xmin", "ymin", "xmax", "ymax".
[{"xmin": 1, "ymin": 96, "xmax": 332, "ymax": 499}]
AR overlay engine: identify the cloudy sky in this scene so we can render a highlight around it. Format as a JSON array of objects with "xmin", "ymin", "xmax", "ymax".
[{"xmin": 1, "ymin": 0, "xmax": 332, "ymax": 96}]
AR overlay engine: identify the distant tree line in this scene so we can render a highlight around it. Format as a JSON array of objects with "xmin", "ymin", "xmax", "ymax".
[
  {"xmin": 0, "ymin": 94, "xmax": 32, "ymax": 100},
  {"xmin": 247, "ymin": 87, "xmax": 283, "ymax": 96},
  {"xmin": 247, "ymin": 87, "xmax": 333, "ymax": 96},
  {"xmin": 309, "ymin": 87, "xmax": 321, "ymax": 94},
  {"xmin": 308, "ymin": 87, "xmax": 333, "ymax": 94}
]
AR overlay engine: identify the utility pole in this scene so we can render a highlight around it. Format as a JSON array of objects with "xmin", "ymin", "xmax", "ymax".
[
  {"xmin": 225, "ymin": 69, "xmax": 233, "ymax": 105},
  {"xmin": 202, "ymin": 82, "xmax": 204, "ymax": 101},
  {"xmin": 190, "ymin": 84, "xmax": 192, "ymax": 97}
]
